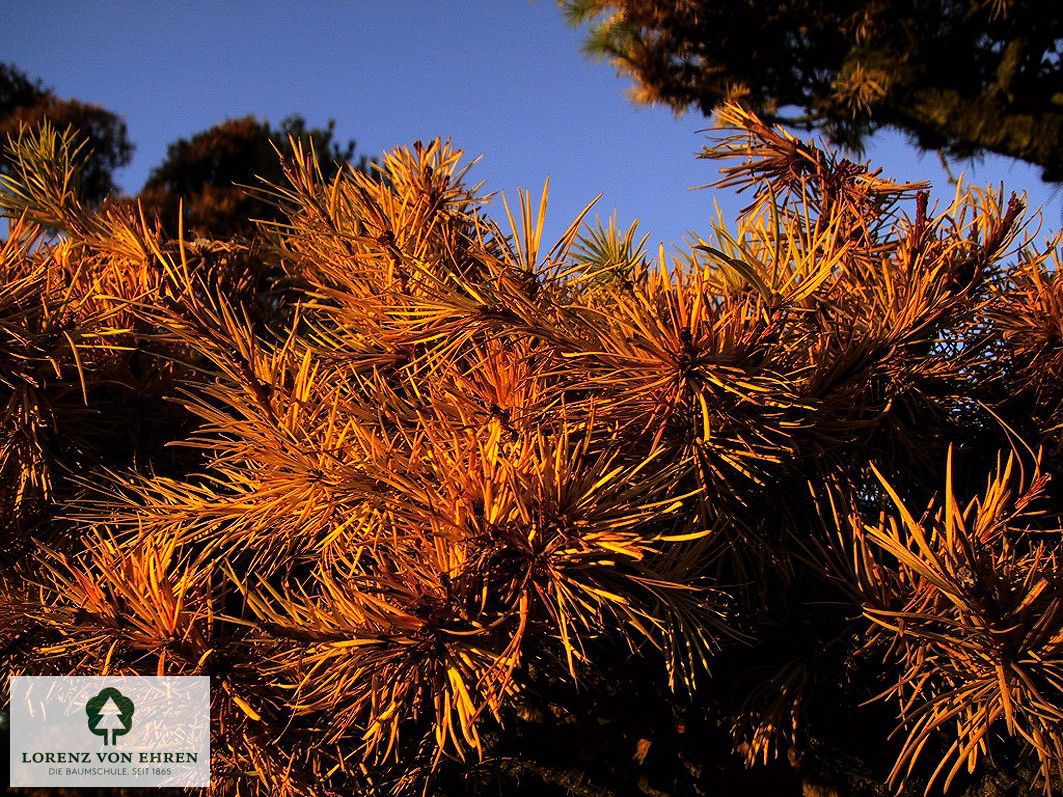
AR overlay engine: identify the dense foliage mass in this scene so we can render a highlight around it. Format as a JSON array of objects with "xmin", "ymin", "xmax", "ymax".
[
  {"xmin": 563, "ymin": 0, "xmax": 1063, "ymax": 180},
  {"xmin": 0, "ymin": 106, "xmax": 1061, "ymax": 796}
]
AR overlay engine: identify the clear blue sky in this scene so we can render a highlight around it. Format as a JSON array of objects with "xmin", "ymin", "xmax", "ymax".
[{"xmin": 4, "ymin": 0, "xmax": 1060, "ymax": 249}]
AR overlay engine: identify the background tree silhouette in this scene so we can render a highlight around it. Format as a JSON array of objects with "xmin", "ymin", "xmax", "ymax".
[
  {"xmin": 562, "ymin": 0, "xmax": 1063, "ymax": 180},
  {"xmin": 1, "ymin": 64, "xmax": 371, "ymax": 239},
  {"xmin": 137, "ymin": 115, "xmax": 371, "ymax": 238},
  {"xmin": 0, "ymin": 63, "xmax": 133, "ymax": 205}
]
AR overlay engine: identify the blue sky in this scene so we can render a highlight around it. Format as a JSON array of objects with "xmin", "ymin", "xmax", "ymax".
[{"xmin": 5, "ymin": 0, "xmax": 1060, "ymax": 249}]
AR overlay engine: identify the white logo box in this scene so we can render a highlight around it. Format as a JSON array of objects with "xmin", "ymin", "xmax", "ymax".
[{"xmin": 10, "ymin": 676, "xmax": 210, "ymax": 788}]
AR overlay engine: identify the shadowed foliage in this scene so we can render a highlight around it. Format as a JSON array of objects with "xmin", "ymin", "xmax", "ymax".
[
  {"xmin": 562, "ymin": 0, "xmax": 1063, "ymax": 180},
  {"xmin": 0, "ymin": 105, "xmax": 1060, "ymax": 796}
]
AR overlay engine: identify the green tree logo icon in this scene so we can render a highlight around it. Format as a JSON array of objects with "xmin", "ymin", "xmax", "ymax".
[{"xmin": 85, "ymin": 687, "xmax": 134, "ymax": 746}]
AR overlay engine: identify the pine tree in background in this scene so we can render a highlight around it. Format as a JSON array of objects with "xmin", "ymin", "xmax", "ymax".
[{"xmin": 562, "ymin": 0, "xmax": 1063, "ymax": 180}]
